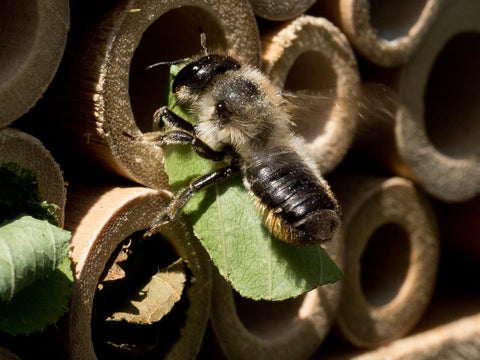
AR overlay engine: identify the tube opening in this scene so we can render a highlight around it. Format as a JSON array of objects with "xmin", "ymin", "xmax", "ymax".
[
  {"xmin": 369, "ymin": 0, "xmax": 429, "ymax": 41},
  {"xmin": 284, "ymin": 51, "xmax": 338, "ymax": 142},
  {"xmin": 0, "ymin": 0, "xmax": 38, "ymax": 84},
  {"xmin": 92, "ymin": 231, "xmax": 191, "ymax": 358},
  {"xmin": 284, "ymin": 51, "xmax": 337, "ymax": 92},
  {"xmin": 424, "ymin": 32, "xmax": 480, "ymax": 160},
  {"xmin": 129, "ymin": 6, "xmax": 227, "ymax": 132},
  {"xmin": 361, "ymin": 223, "xmax": 410, "ymax": 307},
  {"xmin": 233, "ymin": 291, "xmax": 310, "ymax": 339}
]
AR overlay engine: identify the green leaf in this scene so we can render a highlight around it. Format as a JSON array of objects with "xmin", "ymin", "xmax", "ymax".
[
  {"xmin": 107, "ymin": 259, "xmax": 187, "ymax": 324},
  {"xmin": 0, "ymin": 255, "xmax": 73, "ymax": 335},
  {"xmin": 163, "ymin": 66, "xmax": 342, "ymax": 300},
  {"xmin": 0, "ymin": 215, "xmax": 71, "ymax": 302}
]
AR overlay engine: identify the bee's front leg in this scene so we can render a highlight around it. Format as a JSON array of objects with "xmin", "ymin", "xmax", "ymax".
[
  {"xmin": 153, "ymin": 106, "xmax": 195, "ymax": 132},
  {"xmin": 135, "ymin": 130, "xmax": 225, "ymax": 161},
  {"xmin": 146, "ymin": 165, "xmax": 239, "ymax": 236},
  {"xmin": 130, "ymin": 106, "xmax": 225, "ymax": 161}
]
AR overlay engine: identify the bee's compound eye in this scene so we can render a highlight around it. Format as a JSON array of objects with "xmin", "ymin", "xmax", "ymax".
[{"xmin": 216, "ymin": 100, "xmax": 233, "ymax": 123}]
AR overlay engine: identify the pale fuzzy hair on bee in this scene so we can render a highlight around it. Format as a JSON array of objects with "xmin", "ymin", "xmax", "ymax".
[
  {"xmin": 174, "ymin": 52, "xmax": 295, "ymax": 156},
  {"xmin": 197, "ymin": 69, "xmax": 293, "ymax": 151}
]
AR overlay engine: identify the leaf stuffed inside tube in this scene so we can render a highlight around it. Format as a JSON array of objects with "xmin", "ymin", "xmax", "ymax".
[{"xmin": 0, "ymin": 159, "xmax": 71, "ymax": 336}]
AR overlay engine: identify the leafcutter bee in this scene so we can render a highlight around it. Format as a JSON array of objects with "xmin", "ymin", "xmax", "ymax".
[{"xmin": 136, "ymin": 35, "xmax": 342, "ymax": 245}]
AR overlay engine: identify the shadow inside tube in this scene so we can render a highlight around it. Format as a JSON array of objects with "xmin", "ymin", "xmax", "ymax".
[{"xmin": 129, "ymin": 6, "xmax": 227, "ymax": 133}]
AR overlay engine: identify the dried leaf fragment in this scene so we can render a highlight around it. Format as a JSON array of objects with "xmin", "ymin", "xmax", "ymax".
[{"xmin": 107, "ymin": 258, "xmax": 187, "ymax": 324}]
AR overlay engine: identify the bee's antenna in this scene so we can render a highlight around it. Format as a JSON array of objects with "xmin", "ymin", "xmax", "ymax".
[
  {"xmin": 199, "ymin": 28, "xmax": 208, "ymax": 56},
  {"xmin": 145, "ymin": 58, "xmax": 188, "ymax": 71},
  {"xmin": 130, "ymin": 58, "xmax": 188, "ymax": 78}
]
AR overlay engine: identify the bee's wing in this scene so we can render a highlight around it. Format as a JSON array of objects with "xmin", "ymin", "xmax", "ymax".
[
  {"xmin": 282, "ymin": 84, "xmax": 398, "ymax": 138},
  {"xmin": 282, "ymin": 89, "xmax": 346, "ymax": 139},
  {"xmin": 282, "ymin": 88, "xmax": 339, "ymax": 122},
  {"xmin": 354, "ymin": 83, "xmax": 398, "ymax": 123}
]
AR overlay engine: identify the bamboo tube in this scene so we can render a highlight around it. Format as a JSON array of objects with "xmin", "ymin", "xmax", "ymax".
[
  {"xmin": 326, "ymin": 312, "xmax": 480, "ymax": 359},
  {"xmin": 249, "ymin": 0, "xmax": 317, "ymax": 20},
  {"xmin": 310, "ymin": 0, "xmax": 443, "ymax": 67},
  {"xmin": 331, "ymin": 176, "xmax": 439, "ymax": 348},
  {"xmin": 209, "ymin": 233, "xmax": 344, "ymax": 359},
  {"xmin": 55, "ymin": 0, "xmax": 260, "ymax": 190},
  {"xmin": 0, "ymin": 0, "xmax": 69, "ymax": 127},
  {"xmin": 261, "ymin": 15, "xmax": 360, "ymax": 173},
  {"xmin": 0, "ymin": 128, "xmax": 66, "ymax": 226},
  {"xmin": 355, "ymin": 0, "xmax": 480, "ymax": 203},
  {"xmin": 64, "ymin": 184, "xmax": 212, "ymax": 359}
]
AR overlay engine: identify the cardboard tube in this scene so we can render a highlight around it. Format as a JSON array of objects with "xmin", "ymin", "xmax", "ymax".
[
  {"xmin": 55, "ymin": 0, "xmax": 260, "ymax": 190},
  {"xmin": 209, "ymin": 233, "xmax": 344, "ymax": 359},
  {"xmin": 332, "ymin": 176, "xmax": 439, "ymax": 348},
  {"xmin": 262, "ymin": 15, "xmax": 360, "ymax": 173},
  {"xmin": 326, "ymin": 313, "xmax": 480, "ymax": 359},
  {"xmin": 64, "ymin": 184, "xmax": 212, "ymax": 359},
  {"xmin": 311, "ymin": 0, "xmax": 443, "ymax": 66},
  {"xmin": 0, "ymin": 0, "xmax": 69, "ymax": 126},
  {"xmin": 249, "ymin": 0, "xmax": 317, "ymax": 20},
  {"xmin": 355, "ymin": 0, "xmax": 480, "ymax": 203},
  {"xmin": 0, "ymin": 128, "xmax": 66, "ymax": 226}
]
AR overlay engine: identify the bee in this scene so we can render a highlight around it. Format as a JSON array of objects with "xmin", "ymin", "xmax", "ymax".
[{"xmin": 137, "ymin": 36, "xmax": 341, "ymax": 246}]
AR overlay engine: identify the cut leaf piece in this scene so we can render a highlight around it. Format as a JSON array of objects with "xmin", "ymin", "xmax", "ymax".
[
  {"xmin": 107, "ymin": 259, "xmax": 187, "ymax": 324},
  {"xmin": 0, "ymin": 215, "xmax": 71, "ymax": 302},
  {"xmin": 163, "ymin": 65, "xmax": 342, "ymax": 300}
]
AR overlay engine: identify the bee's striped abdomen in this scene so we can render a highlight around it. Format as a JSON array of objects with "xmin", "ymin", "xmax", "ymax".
[{"xmin": 244, "ymin": 149, "xmax": 340, "ymax": 245}]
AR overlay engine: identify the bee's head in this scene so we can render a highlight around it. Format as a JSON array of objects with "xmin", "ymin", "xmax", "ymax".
[{"xmin": 173, "ymin": 55, "xmax": 241, "ymax": 101}]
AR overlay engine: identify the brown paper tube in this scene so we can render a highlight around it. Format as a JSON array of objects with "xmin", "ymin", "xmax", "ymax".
[
  {"xmin": 0, "ymin": 0, "xmax": 69, "ymax": 127},
  {"xmin": 327, "ymin": 312, "xmax": 480, "ymax": 359},
  {"xmin": 56, "ymin": 0, "xmax": 260, "ymax": 190},
  {"xmin": 261, "ymin": 15, "xmax": 360, "ymax": 173},
  {"xmin": 310, "ymin": 0, "xmax": 443, "ymax": 67},
  {"xmin": 355, "ymin": 0, "xmax": 480, "ymax": 203},
  {"xmin": 249, "ymin": 0, "xmax": 317, "ymax": 20},
  {"xmin": 0, "ymin": 128, "xmax": 66, "ymax": 226},
  {"xmin": 331, "ymin": 176, "xmax": 439, "ymax": 348},
  {"xmin": 64, "ymin": 184, "xmax": 212, "ymax": 359},
  {"xmin": 209, "ymin": 235, "xmax": 344, "ymax": 359}
]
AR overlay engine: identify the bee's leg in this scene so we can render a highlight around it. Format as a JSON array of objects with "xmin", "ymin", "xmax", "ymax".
[
  {"xmin": 127, "ymin": 106, "xmax": 225, "ymax": 161},
  {"xmin": 138, "ymin": 130, "xmax": 225, "ymax": 161},
  {"xmin": 153, "ymin": 106, "xmax": 194, "ymax": 132},
  {"xmin": 146, "ymin": 165, "xmax": 239, "ymax": 236}
]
